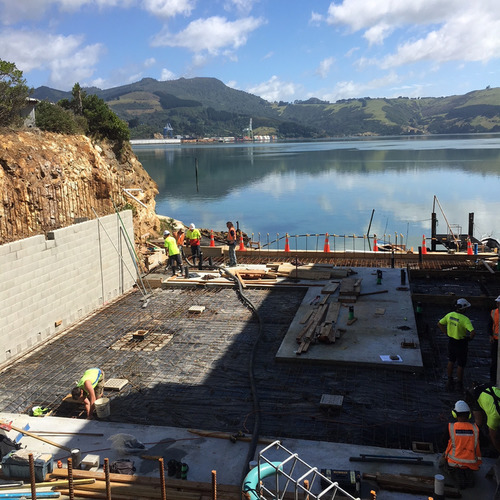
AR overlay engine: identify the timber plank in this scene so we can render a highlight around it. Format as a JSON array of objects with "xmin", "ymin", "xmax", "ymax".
[
  {"xmin": 324, "ymin": 302, "xmax": 341, "ymax": 324},
  {"xmin": 321, "ymin": 283, "xmax": 339, "ymax": 294},
  {"xmin": 299, "ymin": 309, "xmax": 314, "ymax": 324}
]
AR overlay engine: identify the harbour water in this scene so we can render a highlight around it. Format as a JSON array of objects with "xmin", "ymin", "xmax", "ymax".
[{"xmin": 133, "ymin": 134, "xmax": 500, "ymax": 250}]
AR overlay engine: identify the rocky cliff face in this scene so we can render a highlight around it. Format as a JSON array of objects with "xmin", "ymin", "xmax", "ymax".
[{"xmin": 0, "ymin": 130, "xmax": 160, "ymax": 246}]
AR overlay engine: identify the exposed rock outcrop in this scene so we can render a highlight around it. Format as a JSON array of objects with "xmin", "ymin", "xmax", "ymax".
[{"xmin": 0, "ymin": 130, "xmax": 160, "ymax": 245}]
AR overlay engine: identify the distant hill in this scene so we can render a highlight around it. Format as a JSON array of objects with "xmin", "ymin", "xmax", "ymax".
[{"xmin": 32, "ymin": 79, "xmax": 500, "ymax": 139}]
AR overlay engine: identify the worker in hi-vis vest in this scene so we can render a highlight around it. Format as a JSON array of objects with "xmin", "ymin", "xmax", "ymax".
[
  {"xmin": 71, "ymin": 368, "xmax": 105, "ymax": 419},
  {"xmin": 226, "ymin": 221, "xmax": 237, "ymax": 267},
  {"xmin": 164, "ymin": 230, "xmax": 183, "ymax": 276},
  {"xmin": 438, "ymin": 298, "xmax": 475, "ymax": 391},
  {"xmin": 442, "ymin": 400, "xmax": 481, "ymax": 489},
  {"xmin": 185, "ymin": 223, "xmax": 201, "ymax": 265},
  {"xmin": 488, "ymin": 296, "xmax": 500, "ymax": 384}
]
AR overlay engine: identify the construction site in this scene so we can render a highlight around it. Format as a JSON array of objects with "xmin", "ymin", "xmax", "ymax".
[{"xmin": 2, "ymin": 219, "xmax": 500, "ymax": 499}]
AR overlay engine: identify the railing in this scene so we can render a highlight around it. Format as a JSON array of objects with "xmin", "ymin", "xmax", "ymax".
[
  {"xmin": 248, "ymin": 232, "xmax": 408, "ymax": 253},
  {"xmin": 245, "ymin": 440, "xmax": 360, "ymax": 500}
]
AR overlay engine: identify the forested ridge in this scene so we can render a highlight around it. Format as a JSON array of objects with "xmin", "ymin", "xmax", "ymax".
[{"xmin": 33, "ymin": 78, "xmax": 500, "ymax": 140}]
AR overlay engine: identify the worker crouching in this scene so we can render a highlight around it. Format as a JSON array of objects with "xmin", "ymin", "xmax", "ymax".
[{"xmin": 441, "ymin": 400, "xmax": 481, "ymax": 489}]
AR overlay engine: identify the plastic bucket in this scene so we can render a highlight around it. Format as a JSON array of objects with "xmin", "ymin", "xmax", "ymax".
[{"xmin": 95, "ymin": 397, "xmax": 110, "ymax": 418}]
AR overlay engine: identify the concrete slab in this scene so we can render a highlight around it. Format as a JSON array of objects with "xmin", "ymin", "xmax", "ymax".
[
  {"xmin": 276, "ymin": 268, "xmax": 423, "ymax": 371},
  {"xmin": 0, "ymin": 412, "xmax": 496, "ymax": 500}
]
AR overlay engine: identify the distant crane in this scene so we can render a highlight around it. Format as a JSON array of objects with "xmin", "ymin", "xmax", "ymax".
[
  {"xmin": 163, "ymin": 123, "xmax": 173, "ymax": 138},
  {"xmin": 243, "ymin": 118, "xmax": 253, "ymax": 140}
]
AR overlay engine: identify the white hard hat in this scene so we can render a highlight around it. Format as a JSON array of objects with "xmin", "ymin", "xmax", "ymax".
[
  {"xmin": 495, "ymin": 295, "xmax": 500, "ymax": 302},
  {"xmin": 456, "ymin": 298, "xmax": 471, "ymax": 310},
  {"xmin": 454, "ymin": 400, "xmax": 470, "ymax": 414},
  {"xmin": 163, "ymin": 230, "xmax": 170, "ymax": 236},
  {"xmin": 189, "ymin": 223, "xmax": 195, "ymax": 229}
]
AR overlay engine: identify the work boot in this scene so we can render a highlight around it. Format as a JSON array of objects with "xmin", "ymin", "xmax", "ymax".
[{"xmin": 446, "ymin": 378, "xmax": 455, "ymax": 391}]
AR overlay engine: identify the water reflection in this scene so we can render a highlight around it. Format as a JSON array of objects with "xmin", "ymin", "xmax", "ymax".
[{"xmin": 133, "ymin": 135, "xmax": 500, "ymax": 249}]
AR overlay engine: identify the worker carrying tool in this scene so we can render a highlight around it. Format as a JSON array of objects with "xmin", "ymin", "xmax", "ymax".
[
  {"xmin": 164, "ymin": 230, "xmax": 183, "ymax": 276},
  {"xmin": 185, "ymin": 223, "xmax": 201, "ymax": 265},
  {"xmin": 441, "ymin": 400, "xmax": 481, "ymax": 489},
  {"xmin": 466, "ymin": 383, "xmax": 500, "ymax": 455},
  {"xmin": 437, "ymin": 298, "xmax": 476, "ymax": 392},
  {"xmin": 488, "ymin": 296, "xmax": 500, "ymax": 384},
  {"xmin": 71, "ymin": 368, "xmax": 105, "ymax": 419}
]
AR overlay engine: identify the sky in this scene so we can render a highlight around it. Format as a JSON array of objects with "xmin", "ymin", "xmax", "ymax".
[{"xmin": 1, "ymin": 0, "xmax": 499, "ymax": 103}]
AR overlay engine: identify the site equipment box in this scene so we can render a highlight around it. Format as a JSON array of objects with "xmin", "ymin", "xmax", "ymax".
[{"xmin": 1, "ymin": 450, "xmax": 53, "ymax": 481}]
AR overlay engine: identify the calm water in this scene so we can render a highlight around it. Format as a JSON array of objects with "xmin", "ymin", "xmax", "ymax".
[{"xmin": 133, "ymin": 135, "xmax": 500, "ymax": 250}]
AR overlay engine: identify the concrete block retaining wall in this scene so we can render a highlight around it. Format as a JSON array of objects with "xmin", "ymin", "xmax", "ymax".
[{"xmin": 0, "ymin": 211, "xmax": 137, "ymax": 366}]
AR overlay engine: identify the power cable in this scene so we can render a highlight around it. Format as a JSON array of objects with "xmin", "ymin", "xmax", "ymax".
[{"xmin": 217, "ymin": 266, "xmax": 263, "ymax": 486}]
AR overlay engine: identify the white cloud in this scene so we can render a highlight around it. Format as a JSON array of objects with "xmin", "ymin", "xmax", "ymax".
[
  {"xmin": 363, "ymin": 23, "xmax": 393, "ymax": 46},
  {"xmin": 380, "ymin": 10, "xmax": 500, "ymax": 68},
  {"xmin": 320, "ymin": 71, "xmax": 400, "ymax": 102},
  {"xmin": 151, "ymin": 16, "xmax": 265, "ymax": 55},
  {"xmin": 144, "ymin": 57, "xmax": 156, "ymax": 67},
  {"xmin": 224, "ymin": 0, "xmax": 258, "ymax": 15},
  {"xmin": 326, "ymin": 0, "xmax": 456, "ymax": 33},
  {"xmin": 247, "ymin": 75, "xmax": 300, "ymax": 102},
  {"xmin": 309, "ymin": 11, "xmax": 323, "ymax": 24},
  {"xmin": 324, "ymin": 0, "xmax": 500, "ymax": 68},
  {"xmin": 226, "ymin": 80, "xmax": 238, "ymax": 88},
  {"xmin": 142, "ymin": 0, "xmax": 195, "ymax": 18},
  {"xmin": 160, "ymin": 68, "xmax": 176, "ymax": 80},
  {"xmin": 316, "ymin": 57, "xmax": 335, "ymax": 79},
  {"xmin": 0, "ymin": 28, "xmax": 103, "ymax": 88},
  {"xmin": 0, "ymin": 0, "xmax": 132, "ymax": 24}
]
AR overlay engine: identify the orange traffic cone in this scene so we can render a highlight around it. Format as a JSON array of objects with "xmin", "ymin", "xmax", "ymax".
[
  {"xmin": 238, "ymin": 234, "xmax": 246, "ymax": 251},
  {"xmin": 373, "ymin": 236, "xmax": 378, "ymax": 252},
  {"xmin": 209, "ymin": 230, "xmax": 215, "ymax": 247},
  {"xmin": 422, "ymin": 235, "xmax": 427, "ymax": 254},
  {"xmin": 284, "ymin": 234, "xmax": 290, "ymax": 252},
  {"xmin": 467, "ymin": 238, "xmax": 473, "ymax": 255},
  {"xmin": 323, "ymin": 233, "xmax": 331, "ymax": 253}
]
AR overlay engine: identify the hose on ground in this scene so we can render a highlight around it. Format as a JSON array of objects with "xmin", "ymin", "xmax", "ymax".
[{"xmin": 218, "ymin": 266, "xmax": 263, "ymax": 487}]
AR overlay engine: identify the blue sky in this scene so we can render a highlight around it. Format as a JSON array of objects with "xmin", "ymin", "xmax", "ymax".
[{"xmin": 1, "ymin": 0, "xmax": 499, "ymax": 103}]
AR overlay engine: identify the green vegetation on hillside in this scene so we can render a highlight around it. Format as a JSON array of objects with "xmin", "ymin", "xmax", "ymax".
[
  {"xmin": 32, "ymin": 78, "xmax": 500, "ymax": 140},
  {"xmin": 36, "ymin": 83, "xmax": 130, "ymax": 151},
  {"xmin": 0, "ymin": 60, "xmax": 32, "ymax": 127}
]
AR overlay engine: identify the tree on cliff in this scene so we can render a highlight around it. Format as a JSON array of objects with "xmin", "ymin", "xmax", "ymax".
[
  {"xmin": 0, "ymin": 60, "xmax": 32, "ymax": 127},
  {"xmin": 37, "ymin": 83, "xmax": 130, "ymax": 149}
]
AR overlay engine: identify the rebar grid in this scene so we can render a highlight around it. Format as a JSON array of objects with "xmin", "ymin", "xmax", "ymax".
[{"xmin": 0, "ymin": 278, "xmax": 492, "ymax": 453}]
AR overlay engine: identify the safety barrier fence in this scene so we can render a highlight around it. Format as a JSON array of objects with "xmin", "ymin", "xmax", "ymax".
[{"xmin": 248, "ymin": 232, "xmax": 410, "ymax": 253}]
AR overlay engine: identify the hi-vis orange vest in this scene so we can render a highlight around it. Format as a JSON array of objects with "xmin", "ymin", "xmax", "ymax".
[
  {"xmin": 227, "ymin": 225, "xmax": 236, "ymax": 244},
  {"xmin": 445, "ymin": 422, "xmax": 482, "ymax": 470},
  {"xmin": 491, "ymin": 309, "xmax": 499, "ymax": 340}
]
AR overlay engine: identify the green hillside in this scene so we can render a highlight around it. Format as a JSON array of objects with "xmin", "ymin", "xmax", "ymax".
[{"xmin": 33, "ymin": 79, "xmax": 500, "ymax": 139}]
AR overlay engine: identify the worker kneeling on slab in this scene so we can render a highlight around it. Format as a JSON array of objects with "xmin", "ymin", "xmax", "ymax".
[
  {"xmin": 441, "ymin": 400, "xmax": 481, "ymax": 489},
  {"xmin": 71, "ymin": 368, "xmax": 105, "ymax": 419}
]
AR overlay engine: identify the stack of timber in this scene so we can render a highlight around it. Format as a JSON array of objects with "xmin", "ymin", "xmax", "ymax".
[
  {"xmin": 50, "ymin": 469, "xmax": 241, "ymax": 500},
  {"xmin": 296, "ymin": 300, "xmax": 342, "ymax": 354},
  {"xmin": 338, "ymin": 278, "xmax": 362, "ymax": 303},
  {"xmin": 362, "ymin": 472, "xmax": 460, "ymax": 498},
  {"xmin": 267, "ymin": 263, "xmax": 354, "ymax": 281}
]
